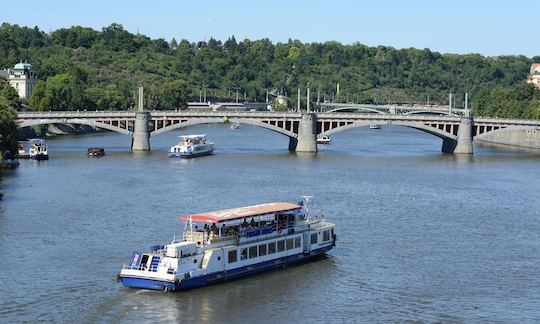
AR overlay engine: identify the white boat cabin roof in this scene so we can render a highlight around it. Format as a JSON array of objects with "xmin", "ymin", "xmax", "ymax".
[
  {"xmin": 179, "ymin": 134, "xmax": 206, "ymax": 139},
  {"xmin": 179, "ymin": 202, "xmax": 302, "ymax": 223},
  {"xmin": 28, "ymin": 138, "xmax": 46, "ymax": 145}
]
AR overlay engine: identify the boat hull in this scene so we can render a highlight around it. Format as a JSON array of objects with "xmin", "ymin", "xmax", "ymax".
[
  {"xmin": 120, "ymin": 246, "xmax": 332, "ymax": 292},
  {"xmin": 31, "ymin": 154, "xmax": 49, "ymax": 160},
  {"xmin": 168, "ymin": 150, "xmax": 213, "ymax": 158}
]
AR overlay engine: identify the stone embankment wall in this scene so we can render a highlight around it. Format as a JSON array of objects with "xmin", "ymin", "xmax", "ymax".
[{"xmin": 476, "ymin": 128, "xmax": 540, "ymax": 150}]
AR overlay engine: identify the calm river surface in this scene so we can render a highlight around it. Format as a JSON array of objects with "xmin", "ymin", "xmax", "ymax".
[{"xmin": 1, "ymin": 125, "xmax": 539, "ymax": 323}]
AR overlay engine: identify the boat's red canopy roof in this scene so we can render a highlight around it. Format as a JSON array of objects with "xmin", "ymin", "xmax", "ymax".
[{"xmin": 179, "ymin": 202, "xmax": 301, "ymax": 223}]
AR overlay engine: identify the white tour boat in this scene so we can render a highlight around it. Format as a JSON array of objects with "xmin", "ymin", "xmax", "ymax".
[
  {"xmin": 168, "ymin": 135, "xmax": 214, "ymax": 158},
  {"xmin": 317, "ymin": 135, "xmax": 331, "ymax": 144},
  {"xmin": 118, "ymin": 197, "xmax": 336, "ymax": 291},
  {"xmin": 28, "ymin": 138, "xmax": 49, "ymax": 160},
  {"xmin": 369, "ymin": 124, "xmax": 381, "ymax": 129},
  {"xmin": 230, "ymin": 122, "xmax": 241, "ymax": 130}
]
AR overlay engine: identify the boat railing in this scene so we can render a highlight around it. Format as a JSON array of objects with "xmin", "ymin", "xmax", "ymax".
[
  {"xmin": 208, "ymin": 234, "xmax": 236, "ymax": 244},
  {"xmin": 184, "ymin": 231, "xmax": 204, "ymax": 243},
  {"xmin": 239, "ymin": 221, "xmax": 297, "ymax": 239}
]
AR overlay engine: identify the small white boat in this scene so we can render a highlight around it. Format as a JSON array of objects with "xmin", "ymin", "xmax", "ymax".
[
  {"xmin": 28, "ymin": 139, "xmax": 48, "ymax": 160},
  {"xmin": 17, "ymin": 142, "xmax": 30, "ymax": 159},
  {"xmin": 230, "ymin": 122, "xmax": 241, "ymax": 130},
  {"xmin": 168, "ymin": 135, "xmax": 214, "ymax": 158},
  {"xmin": 369, "ymin": 124, "xmax": 381, "ymax": 129},
  {"xmin": 317, "ymin": 135, "xmax": 331, "ymax": 144},
  {"xmin": 117, "ymin": 196, "xmax": 336, "ymax": 291}
]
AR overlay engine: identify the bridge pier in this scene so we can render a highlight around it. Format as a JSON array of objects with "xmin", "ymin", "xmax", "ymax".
[
  {"xmin": 131, "ymin": 112, "xmax": 151, "ymax": 151},
  {"xmin": 290, "ymin": 113, "xmax": 318, "ymax": 153},
  {"xmin": 442, "ymin": 117, "xmax": 474, "ymax": 154}
]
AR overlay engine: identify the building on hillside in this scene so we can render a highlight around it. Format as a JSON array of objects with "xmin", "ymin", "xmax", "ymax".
[
  {"xmin": 0, "ymin": 61, "xmax": 38, "ymax": 100},
  {"xmin": 527, "ymin": 63, "xmax": 540, "ymax": 88}
]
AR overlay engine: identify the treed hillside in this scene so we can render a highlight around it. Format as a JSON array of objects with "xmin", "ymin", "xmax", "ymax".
[{"xmin": 0, "ymin": 22, "xmax": 539, "ymax": 118}]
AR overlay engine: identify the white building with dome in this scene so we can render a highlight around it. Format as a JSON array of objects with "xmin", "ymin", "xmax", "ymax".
[{"xmin": 0, "ymin": 61, "xmax": 38, "ymax": 100}]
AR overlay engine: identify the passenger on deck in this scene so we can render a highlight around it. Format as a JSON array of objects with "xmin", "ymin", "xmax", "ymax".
[
  {"xmin": 210, "ymin": 223, "xmax": 218, "ymax": 234},
  {"xmin": 227, "ymin": 226, "xmax": 237, "ymax": 236},
  {"xmin": 242, "ymin": 218, "xmax": 248, "ymax": 228},
  {"xmin": 250, "ymin": 218, "xmax": 255, "ymax": 227}
]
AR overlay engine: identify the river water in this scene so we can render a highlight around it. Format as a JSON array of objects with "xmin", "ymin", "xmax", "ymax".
[{"xmin": 1, "ymin": 125, "xmax": 539, "ymax": 323}]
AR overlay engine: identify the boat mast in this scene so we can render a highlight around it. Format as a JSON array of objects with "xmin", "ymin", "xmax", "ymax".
[
  {"xmin": 189, "ymin": 215, "xmax": 193, "ymax": 237},
  {"xmin": 301, "ymin": 195, "xmax": 313, "ymax": 218}
]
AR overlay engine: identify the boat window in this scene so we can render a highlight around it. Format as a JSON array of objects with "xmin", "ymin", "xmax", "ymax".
[
  {"xmin": 268, "ymin": 242, "xmax": 276, "ymax": 254},
  {"xmin": 323, "ymin": 230, "xmax": 330, "ymax": 242},
  {"xmin": 259, "ymin": 244, "xmax": 267, "ymax": 256},
  {"xmin": 249, "ymin": 246, "xmax": 258, "ymax": 259},
  {"xmin": 294, "ymin": 236, "xmax": 301, "ymax": 248},
  {"xmin": 311, "ymin": 233, "xmax": 317, "ymax": 244},
  {"xmin": 139, "ymin": 254, "xmax": 149, "ymax": 270},
  {"xmin": 240, "ymin": 248, "xmax": 247, "ymax": 261},
  {"xmin": 277, "ymin": 240, "xmax": 285, "ymax": 252},
  {"xmin": 286, "ymin": 238, "xmax": 294, "ymax": 250},
  {"xmin": 228, "ymin": 250, "xmax": 237, "ymax": 263}
]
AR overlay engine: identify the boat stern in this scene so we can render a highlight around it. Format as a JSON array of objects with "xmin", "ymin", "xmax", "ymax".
[{"xmin": 118, "ymin": 268, "xmax": 178, "ymax": 291}]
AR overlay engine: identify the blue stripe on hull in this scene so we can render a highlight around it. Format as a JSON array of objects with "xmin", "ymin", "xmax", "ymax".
[
  {"xmin": 120, "ymin": 277, "xmax": 176, "ymax": 291},
  {"xmin": 120, "ymin": 246, "xmax": 332, "ymax": 292},
  {"xmin": 168, "ymin": 150, "xmax": 213, "ymax": 158},
  {"xmin": 31, "ymin": 154, "xmax": 49, "ymax": 160}
]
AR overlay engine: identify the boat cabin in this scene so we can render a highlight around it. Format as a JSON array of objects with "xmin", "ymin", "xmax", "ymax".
[
  {"xmin": 178, "ymin": 135, "xmax": 207, "ymax": 146},
  {"xmin": 87, "ymin": 147, "xmax": 105, "ymax": 157},
  {"xmin": 178, "ymin": 202, "xmax": 306, "ymax": 246}
]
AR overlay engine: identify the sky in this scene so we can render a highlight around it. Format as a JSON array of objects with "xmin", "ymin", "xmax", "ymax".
[{"xmin": 1, "ymin": 0, "xmax": 538, "ymax": 57}]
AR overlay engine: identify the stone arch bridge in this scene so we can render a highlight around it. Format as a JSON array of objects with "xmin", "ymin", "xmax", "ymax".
[{"xmin": 17, "ymin": 111, "xmax": 540, "ymax": 154}]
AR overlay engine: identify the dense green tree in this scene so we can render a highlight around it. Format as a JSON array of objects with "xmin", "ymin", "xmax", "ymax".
[
  {"xmin": 51, "ymin": 26, "xmax": 98, "ymax": 48},
  {"xmin": 474, "ymin": 82, "xmax": 540, "ymax": 119},
  {"xmin": 0, "ymin": 27, "xmax": 20, "ymax": 68},
  {"xmin": 0, "ymin": 22, "xmax": 536, "ymax": 118},
  {"xmin": 0, "ymin": 78, "xmax": 20, "ymax": 157},
  {"xmin": 160, "ymin": 80, "xmax": 189, "ymax": 109},
  {"xmin": 85, "ymin": 85, "xmax": 132, "ymax": 110},
  {"xmin": 29, "ymin": 73, "xmax": 86, "ymax": 111},
  {"xmin": 99, "ymin": 23, "xmax": 141, "ymax": 52},
  {"xmin": 0, "ymin": 97, "xmax": 19, "ymax": 156},
  {"xmin": 0, "ymin": 78, "xmax": 22, "ymax": 108}
]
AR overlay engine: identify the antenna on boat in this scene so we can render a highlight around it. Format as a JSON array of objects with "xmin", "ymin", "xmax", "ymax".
[
  {"xmin": 301, "ymin": 195, "xmax": 313, "ymax": 217},
  {"xmin": 189, "ymin": 214, "xmax": 193, "ymax": 237}
]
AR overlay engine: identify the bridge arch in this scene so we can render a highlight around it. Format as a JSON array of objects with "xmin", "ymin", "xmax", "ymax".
[
  {"xmin": 18, "ymin": 119, "xmax": 132, "ymax": 136},
  {"xmin": 403, "ymin": 110, "xmax": 459, "ymax": 117},
  {"xmin": 150, "ymin": 117, "xmax": 298, "ymax": 138},
  {"xmin": 327, "ymin": 107, "xmax": 386, "ymax": 114},
  {"xmin": 320, "ymin": 120, "xmax": 457, "ymax": 141}
]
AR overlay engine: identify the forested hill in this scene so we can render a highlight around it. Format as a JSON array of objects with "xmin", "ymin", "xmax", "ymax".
[{"xmin": 1, "ymin": 23, "xmax": 539, "ymax": 118}]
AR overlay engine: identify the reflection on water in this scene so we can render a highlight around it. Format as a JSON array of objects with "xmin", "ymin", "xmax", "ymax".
[{"xmin": 1, "ymin": 124, "xmax": 539, "ymax": 322}]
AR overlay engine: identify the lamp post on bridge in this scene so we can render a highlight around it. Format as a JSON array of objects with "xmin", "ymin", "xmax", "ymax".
[
  {"xmin": 234, "ymin": 87, "xmax": 240, "ymax": 103},
  {"xmin": 203, "ymin": 84, "xmax": 208, "ymax": 103},
  {"xmin": 306, "ymin": 82, "xmax": 311, "ymax": 113}
]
